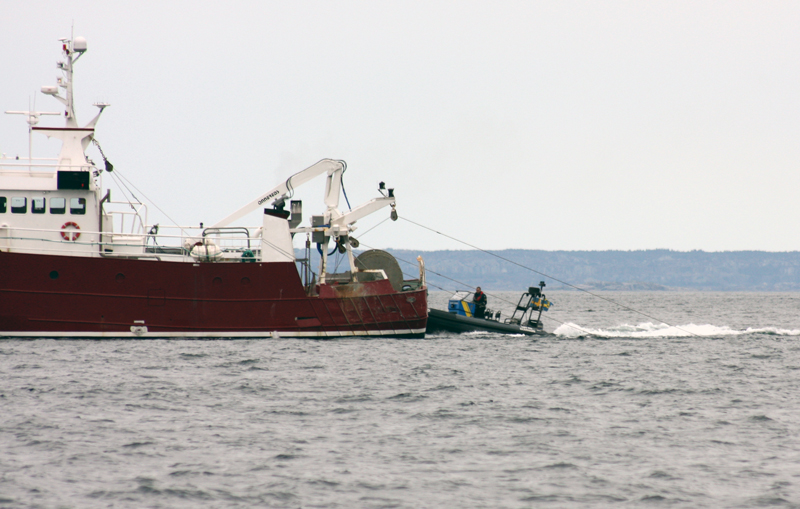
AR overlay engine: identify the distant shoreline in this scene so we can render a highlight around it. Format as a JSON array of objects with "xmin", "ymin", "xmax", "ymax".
[{"xmin": 381, "ymin": 249, "xmax": 800, "ymax": 292}]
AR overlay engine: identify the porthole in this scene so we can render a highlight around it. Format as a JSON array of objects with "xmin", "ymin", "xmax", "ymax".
[
  {"xmin": 49, "ymin": 271, "xmax": 59, "ymax": 280},
  {"xmin": 241, "ymin": 277, "xmax": 251, "ymax": 285},
  {"xmin": 212, "ymin": 277, "xmax": 222, "ymax": 286},
  {"xmin": 115, "ymin": 273, "xmax": 125, "ymax": 282}
]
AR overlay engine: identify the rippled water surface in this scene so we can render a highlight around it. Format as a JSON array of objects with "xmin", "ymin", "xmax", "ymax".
[{"xmin": 2, "ymin": 292, "xmax": 800, "ymax": 508}]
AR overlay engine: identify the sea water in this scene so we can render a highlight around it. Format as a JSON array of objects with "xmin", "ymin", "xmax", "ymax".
[{"xmin": 1, "ymin": 291, "xmax": 799, "ymax": 508}]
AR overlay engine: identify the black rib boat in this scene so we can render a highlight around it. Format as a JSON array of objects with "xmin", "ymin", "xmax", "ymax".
[{"xmin": 426, "ymin": 282, "xmax": 551, "ymax": 336}]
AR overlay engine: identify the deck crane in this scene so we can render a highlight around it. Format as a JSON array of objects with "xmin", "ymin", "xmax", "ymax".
[{"xmin": 211, "ymin": 158, "xmax": 397, "ymax": 284}]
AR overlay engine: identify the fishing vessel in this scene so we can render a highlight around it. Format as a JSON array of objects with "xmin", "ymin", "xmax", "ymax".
[
  {"xmin": 0, "ymin": 34, "xmax": 427, "ymax": 338},
  {"xmin": 426, "ymin": 283, "xmax": 550, "ymax": 335}
]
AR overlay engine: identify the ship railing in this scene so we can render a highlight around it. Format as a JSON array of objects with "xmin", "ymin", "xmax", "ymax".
[
  {"xmin": 103, "ymin": 200, "xmax": 148, "ymax": 236},
  {"xmin": 137, "ymin": 224, "xmax": 267, "ymax": 261},
  {"xmin": 0, "ymin": 154, "xmax": 59, "ymax": 161},
  {"xmin": 0, "ymin": 161, "xmax": 97, "ymax": 174},
  {"xmin": 0, "ymin": 222, "xmax": 157, "ymax": 259},
  {"xmin": 0, "ymin": 156, "xmax": 60, "ymax": 170},
  {"xmin": 201, "ymin": 227, "xmax": 253, "ymax": 251},
  {"xmin": 0, "ymin": 225, "xmax": 148, "ymax": 258},
  {"xmin": 0, "ymin": 222, "xmax": 277, "ymax": 263},
  {"xmin": 0, "ymin": 166, "xmax": 63, "ymax": 180}
]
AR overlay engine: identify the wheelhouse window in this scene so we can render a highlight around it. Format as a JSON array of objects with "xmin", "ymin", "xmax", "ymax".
[
  {"xmin": 11, "ymin": 197, "xmax": 27, "ymax": 214},
  {"xmin": 0, "ymin": 197, "xmax": 6, "ymax": 213},
  {"xmin": 70, "ymin": 198, "xmax": 86, "ymax": 215},
  {"xmin": 32, "ymin": 197, "xmax": 46, "ymax": 214},
  {"xmin": 50, "ymin": 197, "xmax": 66, "ymax": 214}
]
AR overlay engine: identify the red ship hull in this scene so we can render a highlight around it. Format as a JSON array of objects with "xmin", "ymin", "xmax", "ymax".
[{"xmin": 0, "ymin": 252, "xmax": 427, "ymax": 338}]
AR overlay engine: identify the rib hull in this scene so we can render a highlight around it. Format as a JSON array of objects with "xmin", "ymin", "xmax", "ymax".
[{"xmin": 426, "ymin": 308, "xmax": 541, "ymax": 336}]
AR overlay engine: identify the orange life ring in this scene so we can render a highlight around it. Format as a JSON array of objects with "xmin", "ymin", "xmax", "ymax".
[{"xmin": 60, "ymin": 221, "xmax": 81, "ymax": 241}]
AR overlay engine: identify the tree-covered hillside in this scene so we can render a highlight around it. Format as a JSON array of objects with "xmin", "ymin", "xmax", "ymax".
[
  {"xmin": 297, "ymin": 248, "xmax": 800, "ymax": 291},
  {"xmin": 381, "ymin": 249, "xmax": 800, "ymax": 291}
]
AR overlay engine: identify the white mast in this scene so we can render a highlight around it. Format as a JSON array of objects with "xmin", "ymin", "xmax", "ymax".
[{"xmin": 33, "ymin": 35, "xmax": 109, "ymax": 172}]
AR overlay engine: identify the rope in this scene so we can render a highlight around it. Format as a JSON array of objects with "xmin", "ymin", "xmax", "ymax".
[
  {"xmin": 354, "ymin": 219, "xmax": 583, "ymax": 332},
  {"xmin": 113, "ymin": 170, "xmax": 189, "ymax": 237},
  {"xmin": 399, "ymin": 216, "xmax": 699, "ymax": 338},
  {"xmin": 340, "ymin": 161, "xmax": 352, "ymax": 211},
  {"xmin": 357, "ymin": 240, "xmax": 584, "ymax": 335},
  {"xmin": 355, "ymin": 217, "xmax": 390, "ymax": 240}
]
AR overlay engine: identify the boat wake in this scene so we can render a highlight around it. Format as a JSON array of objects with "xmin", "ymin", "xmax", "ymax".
[{"xmin": 553, "ymin": 322, "xmax": 800, "ymax": 338}]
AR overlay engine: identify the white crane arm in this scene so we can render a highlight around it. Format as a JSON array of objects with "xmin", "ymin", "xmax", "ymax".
[
  {"xmin": 329, "ymin": 196, "xmax": 396, "ymax": 232},
  {"xmin": 210, "ymin": 158, "xmax": 345, "ymax": 228}
]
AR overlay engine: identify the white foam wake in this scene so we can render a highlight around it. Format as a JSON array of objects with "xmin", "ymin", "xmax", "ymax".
[{"xmin": 553, "ymin": 322, "xmax": 800, "ymax": 338}]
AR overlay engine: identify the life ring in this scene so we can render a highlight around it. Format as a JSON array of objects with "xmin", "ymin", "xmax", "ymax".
[{"xmin": 60, "ymin": 221, "xmax": 81, "ymax": 241}]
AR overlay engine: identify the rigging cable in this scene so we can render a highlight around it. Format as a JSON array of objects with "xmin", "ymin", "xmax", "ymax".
[
  {"xmin": 352, "ymin": 220, "xmax": 580, "ymax": 331},
  {"xmin": 399, "ymin": 216, "xmax": 700, "ymax": 338},
  {"xmin": 357, "ymin": 239, "xmax": 583, "ymax": 334},
  {"xmin": 106, "ymin": 171, "xmax": 135, "ymax": 205},
  {"xmin": 339, "ymin": 160, "xmax": 352, "ymax": 211},
  {"xmin": 113, "ymin": 170, "xmax": 190, "ymax": 237},
  {"xmin": 259, "ymin": 236, "xmax": 298, "ymax": 261},
  {"xmin": 356, "ymin": 216, "xmax": 390, "ymax": 239},
  {"xmin": 89, "ymin": 141, "xmax": 190, "ymax": 237}
]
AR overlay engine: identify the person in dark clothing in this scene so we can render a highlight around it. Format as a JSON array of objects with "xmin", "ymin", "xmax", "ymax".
[{"xmin": 473, "ymin": 287, "xmax": 487, "ymax": 319}]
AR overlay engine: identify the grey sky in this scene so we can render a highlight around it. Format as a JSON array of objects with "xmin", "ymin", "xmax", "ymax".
[{"xmin": 2, "ymin": 1, "xmax": 799, "ymax": 251}]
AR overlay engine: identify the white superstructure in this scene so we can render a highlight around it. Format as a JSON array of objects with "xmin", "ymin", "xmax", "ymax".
[{"xmin": 1, "ymin": 34, "xmax": 402, "ymax": 284}]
